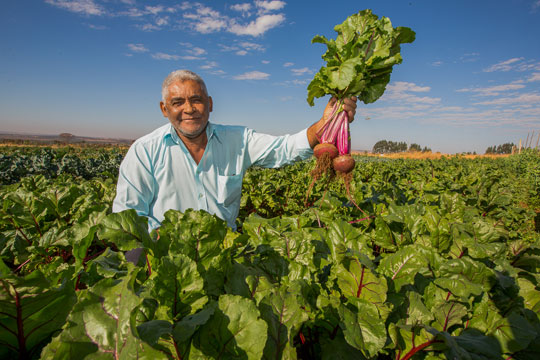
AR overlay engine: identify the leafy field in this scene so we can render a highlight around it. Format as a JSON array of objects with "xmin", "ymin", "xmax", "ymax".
[{"xmin": 1, "ymin": 147, "xmax": 540, "ymax": 359}]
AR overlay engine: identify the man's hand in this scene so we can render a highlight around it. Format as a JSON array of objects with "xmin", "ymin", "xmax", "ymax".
[
  {"xmin": 308, "ymin": 96, "xmax": 358, "ymax": 148},
  {"xmin": 322, "ymin": 96, "xmax": 358, "ymax": 123}
]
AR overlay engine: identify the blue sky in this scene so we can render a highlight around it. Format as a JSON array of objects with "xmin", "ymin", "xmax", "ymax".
[{"xmin": 1, "ymin": 0, "xmax": 540, "ymax": 153}]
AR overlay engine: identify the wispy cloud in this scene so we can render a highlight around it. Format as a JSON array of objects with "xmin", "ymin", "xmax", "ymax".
[
  {"xmin": 218, "ymin": 41, "xmax": 265, "ymax": 56},
  {"xmin": 151, "ymin": 52, "xmax": 180, "ymax": 60},
  {"xmin": 87, "ymin": 23, "xmax": 107, "ymax": 30},
  {"xmin": 229, "ymin": 14, "xmax": 285, "ymax": 36},
  {"xmin": 290, "ymin": 67, "xmax": 312, "ymax": 76},
  {"xmin": 459, "ymin": 52, "xmax": 479, "ymax": 63},
  {"xmin": 473, "ymin": 92, "xmax": 540, "ymax": 106},
  {"xmin": 382, "ymin": 81, "xmax": 440, "ymax": 104},
  {"xmin": 527, "ymin": 72, "xmax": 540, "ymax": 82},
  {"xmin": 431, "ymin": 61, "xmax": 443, "ymax": 67},
  {"xmin": 456, "ymin": 83, "xmax": 526, "ymax": 96},
  {"xmin": 283, "ymin": 62, "xmax": 294, "ymax": 67},
  {"xmin": 233, "ymin": 71, "xmax": 270, "ymax": 80},
  {"xmin": 45, "ymin": 0, "xmax": 105, "ymax": 16},
  {"xmin": 200, "ymin": 61, "xmax": 218, "ymax": 70},
  {"xmin": 183, "ymin": 2, "xmax": 285, "ymax": 37},
  {"xmin": 483, "ymin": 57, "xmax": 525, "ymax": 72},
  {"xmin": 127, "ymin": 43, "xmax": 149, "ymax": 53},
  {"xmin": 255, "ymin": 0, "xmax": 286, "ymax": 13}
]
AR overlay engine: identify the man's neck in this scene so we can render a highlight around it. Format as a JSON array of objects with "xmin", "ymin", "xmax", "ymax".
[{"xmin": 177, "ymin": 130, "xmax": 208, "ymax": 165}]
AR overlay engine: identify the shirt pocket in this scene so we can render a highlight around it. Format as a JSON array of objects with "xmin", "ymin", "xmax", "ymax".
[{"xmin": 217, "ymin": 174, "xmax": 243, "ymax": 207}]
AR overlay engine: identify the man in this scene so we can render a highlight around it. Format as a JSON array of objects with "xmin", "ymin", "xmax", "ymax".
[{"xmin": 113, "ymin": 70, "xmax": 357, "ymax": 230}]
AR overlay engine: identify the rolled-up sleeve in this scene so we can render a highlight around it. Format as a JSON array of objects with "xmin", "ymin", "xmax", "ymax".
[
  {"xmin": 246, "ymin": 128, "xmax": 313, "ymax": 168},
  {"xmin": 112, "ymin": 143, "xmax": 160, "ymax": 229}
]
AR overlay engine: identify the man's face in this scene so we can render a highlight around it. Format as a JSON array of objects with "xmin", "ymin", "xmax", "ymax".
[{"xmin": 160, "ymin": 80, "xmax": 213, "ymax": 140}]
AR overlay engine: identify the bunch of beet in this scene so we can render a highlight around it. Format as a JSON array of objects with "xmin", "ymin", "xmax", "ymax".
[{"xmin": 306, "ymin": 100, "xmax": 357, "ymax": 207}]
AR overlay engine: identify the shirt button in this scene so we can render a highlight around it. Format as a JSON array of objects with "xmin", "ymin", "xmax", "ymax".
[{"xmin": 199, "ymin": 193, "xmax": 203, "ymax": 198}]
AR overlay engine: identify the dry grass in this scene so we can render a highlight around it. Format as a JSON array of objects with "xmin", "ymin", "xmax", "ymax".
[{"xmin": 352, "ymin": 151, "xmax": 512, "ymax": 160}]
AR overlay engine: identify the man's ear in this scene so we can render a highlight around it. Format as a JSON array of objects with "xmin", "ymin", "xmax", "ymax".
[
  {"xmin": 208, "ymin": 96, "xmax": 213, "ymax": 113},
  {"xmin": 160, "ymin": 101, "xmax": 168, "ymax": 117}
]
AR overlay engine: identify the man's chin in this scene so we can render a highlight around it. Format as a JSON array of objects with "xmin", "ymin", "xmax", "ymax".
[{"xmin": 176, "ymin": 123, "xmax": 207, "ymax": 139}]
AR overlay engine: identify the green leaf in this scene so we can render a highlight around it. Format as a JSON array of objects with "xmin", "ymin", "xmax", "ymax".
[
  {"xmin": 338, "ymin": 299, "xmax": 386, "ymax": 358},
  {"xmin": 146, "ymin": 253, "xmax": 207, "ymax": 320},
  {"xmin": 98, "ymin": 209, "xmax": 151, "ymax": 251},
  {"xmin": 0, "ymin": 271, "xmax": 76, "ymax": 360},
  {"xmin": 378, "ymin": 245, "xmax": 431, "ymax": 292},
  {"xmin": 334, "ymin": 256, "xmax": 387, "ymax": 305},
  {"xmin": 259, "ymin": 287, "xmax": 308, "ymax": 359},
  {"xmin": 41, "ymin": 267, "xmax": 168, "ymax": 359},
  {"xmin": 190, "ymin": 294, "xmax": 268, "ymax": 359}
]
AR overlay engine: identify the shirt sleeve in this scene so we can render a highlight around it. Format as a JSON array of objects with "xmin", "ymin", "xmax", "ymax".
[
  {"xmin": 112, "ymin": 142, "xmax": 161, "ymax": 230},
  {"xmin": 245, "ymin": 128, "xmax": 314, "ymax": 168}
]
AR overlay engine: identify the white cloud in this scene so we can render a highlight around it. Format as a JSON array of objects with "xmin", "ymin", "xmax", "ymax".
[
  {"xmin": 45, "ymin": 0, "xmax": 104, "ymax": 16},
  {"xmin": 382, "ymin": 82, "xmax": 439, "ymax": 104},
  {"xmin": 231, "ymin": 3, "xmax": 252, "ymax": 12},
  {"xmin": 459, "ymin": 52, "xmax": 479, "ymax": 63},
  {"xmin": 431, "ymin": 61, "xmax": 443, "ymax": 67},
  {"xmin": 291, "ymin": 67, "xmax": 311, "ymax": 76},
  {"xmin": 183, "ymin": 3, "xmax": 285, "ymax": 37},
  {"xmin": 262, "ymin": 60, "xmax": 270, "ymax": 64},
  {"xmin": 483, "ymin": 57, "xmax": 525, "ymax": 72},
  {"xmin": 456, "ymin": 83, "xmax": 525, "ymax": 96},
  {"xmin": 233, "ymin": 71, "xmax": 270, "ymax": 80},
  {"xmin": 527, "ymin": 72, "xmax": 540, "ymax": 82},
  {"xmin": 229, "ymin": 14, "xmax": 284, "ymax": 36},
  {"xmin": 236, "ymin": 50, "xmax": 248, "ymax": 56},
  {"xmin": 145, "ymin": 6, "xmax": 164, "ymax": 15},
  {"xmin": 387, "ymin": 82, "xmax": 431, "ymax": 93},
  {"xmin": 140, "ymin": 23, "xmax": 160, "ymax": 31},
  {"xmin": 473, "ymin": 93, "xmax": 540, "ymax": 105},
  {"xmin": 255, "ymin": 0, "xmax": 286, "ymax": 13},
  {"xmin": 155, "ymin": 17, "xmax": 169, "ymax": 26},
  {"xmin": 239, "ymin": 41, "xmax": 264, "ymax": 51},
  {"xmin": 127, "ymin": 43, "xmax": 148, "ymax": 53},
  {"xmin": 200, "ymin": 61, "xmax": 218, "ymax": 69},
  {"xmin": 87, "ymin": 23, "xmax": 107, "ymax": 30},
  {"xmin": 151, "ymin": 52, "xmax": 180, "ymax": 60},
  {"xmin": 283, "ymin": 62, "xmax": 294, "ymax": 67}
]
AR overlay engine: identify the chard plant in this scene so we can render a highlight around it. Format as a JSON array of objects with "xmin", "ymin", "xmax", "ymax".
[{"xmin": 307, "ymin": 9, "xmax": 415, "ymax": 205}]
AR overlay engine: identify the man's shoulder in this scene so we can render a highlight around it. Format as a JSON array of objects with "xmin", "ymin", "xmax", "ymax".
[{"xmin": 131, "ymin": 123, "xmax": 170, "ymax": 148}]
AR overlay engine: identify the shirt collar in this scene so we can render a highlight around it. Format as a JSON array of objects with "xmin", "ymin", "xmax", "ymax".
[{"xmin": 165, "ymin": 122, "xmax": 221, "ymax": 145}]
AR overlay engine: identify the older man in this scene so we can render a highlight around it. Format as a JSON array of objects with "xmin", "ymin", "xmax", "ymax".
[{"xmin": 113, "ymin": 70, "xmax": 357, "ymax": 230}]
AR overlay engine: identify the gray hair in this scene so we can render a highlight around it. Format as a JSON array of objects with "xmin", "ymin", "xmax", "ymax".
[{"xmin": 161, "ymin": 70, "xmax": 209, "ymax": 101}]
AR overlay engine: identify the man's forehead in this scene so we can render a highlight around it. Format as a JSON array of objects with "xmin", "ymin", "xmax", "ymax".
[{"xmin": 167, "ymin": 80, "xmax": 205, "ymax": 97}]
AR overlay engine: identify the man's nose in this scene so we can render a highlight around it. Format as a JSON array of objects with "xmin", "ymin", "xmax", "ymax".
[{"xmin": 184, "ymin": 100, "xmax": 195, "ymax": 113}]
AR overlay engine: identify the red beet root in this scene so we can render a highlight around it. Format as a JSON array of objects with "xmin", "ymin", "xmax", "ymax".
[
  {"xmin": 314, "ymin": 143, "xmax": 338, "ymax": 159},
  {"xmin": 333, "ymin": 155, "xmax": 355, "ymax": 173}
]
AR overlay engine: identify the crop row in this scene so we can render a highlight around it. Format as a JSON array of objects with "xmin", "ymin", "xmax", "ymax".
[{"xmin": 0, "ymin": 150, "xmax": 539, "ymax": 359}]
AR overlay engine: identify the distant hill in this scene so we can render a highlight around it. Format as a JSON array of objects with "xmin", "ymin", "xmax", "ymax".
[{"xmin": 0, "ymin": 132, "xmax": 134, "ymax": 146}]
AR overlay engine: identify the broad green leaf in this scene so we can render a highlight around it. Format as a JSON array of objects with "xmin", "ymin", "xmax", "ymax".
[
  {"xmin": 98, "ymin": 209, "xmax": 151, "ymax": 251},
  {"xmin": 147, "ymin": 253, "xmax": 207, "ymax": 320},
  {"xmin": 378, "ymin": 245, "xmax": 430, "ymax": 292},
  {"xmin": 41, "ymin": 268, "xmax": 168, "ymax": 359},
  {"xmin": 334, "ymin": 256, "xmax": 387, "ymax": 305},
  {"xmin": 0, "ymin": 271, "xmax": 76, "ymax": 360},
  {"xmin": 259, "ymin": 287, "xmax": 308, "ymax": 359},
  {"xmin": 190, "ymin": 294, "xmax": 268, "ymax": 359},
  {"xmin": 338, "ymin": 299, "xmax": 387, "ymax": 358}
]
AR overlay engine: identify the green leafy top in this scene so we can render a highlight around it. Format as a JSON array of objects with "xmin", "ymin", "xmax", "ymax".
[{"xmin": 307, "ymin": 9, "xmax": 415, "ymax": 106}]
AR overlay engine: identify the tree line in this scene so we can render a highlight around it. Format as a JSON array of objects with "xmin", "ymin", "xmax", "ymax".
[
  {"xmin": 485, "ymin": 143, "xmax": 515, "ymax": 154},
  {"xmin": 372, "ymin": 140, "xmax": 431, "ymax": 154}
]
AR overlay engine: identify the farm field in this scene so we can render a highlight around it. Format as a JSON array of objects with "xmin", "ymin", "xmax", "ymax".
[{"xmin": 1, "ymin": 146, "xmax": 540, "ymax": 359}]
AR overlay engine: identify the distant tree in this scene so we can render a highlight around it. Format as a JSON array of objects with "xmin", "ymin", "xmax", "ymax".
[
  {"xmin": 422, "ymin": 146, "xmax": 431, "ymax": 153},
  {"xmin": 409, "ymin": 143, "xmax": 422, "ymax": 152},
  {"xmin": 485, "ymin": 143, "xmax": 514, "ymax": 154}
]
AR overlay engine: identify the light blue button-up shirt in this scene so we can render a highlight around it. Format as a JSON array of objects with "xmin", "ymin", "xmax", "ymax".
[{"xmin": 112, "ymin": 122, "xmax": 313, "ymax": 230}]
